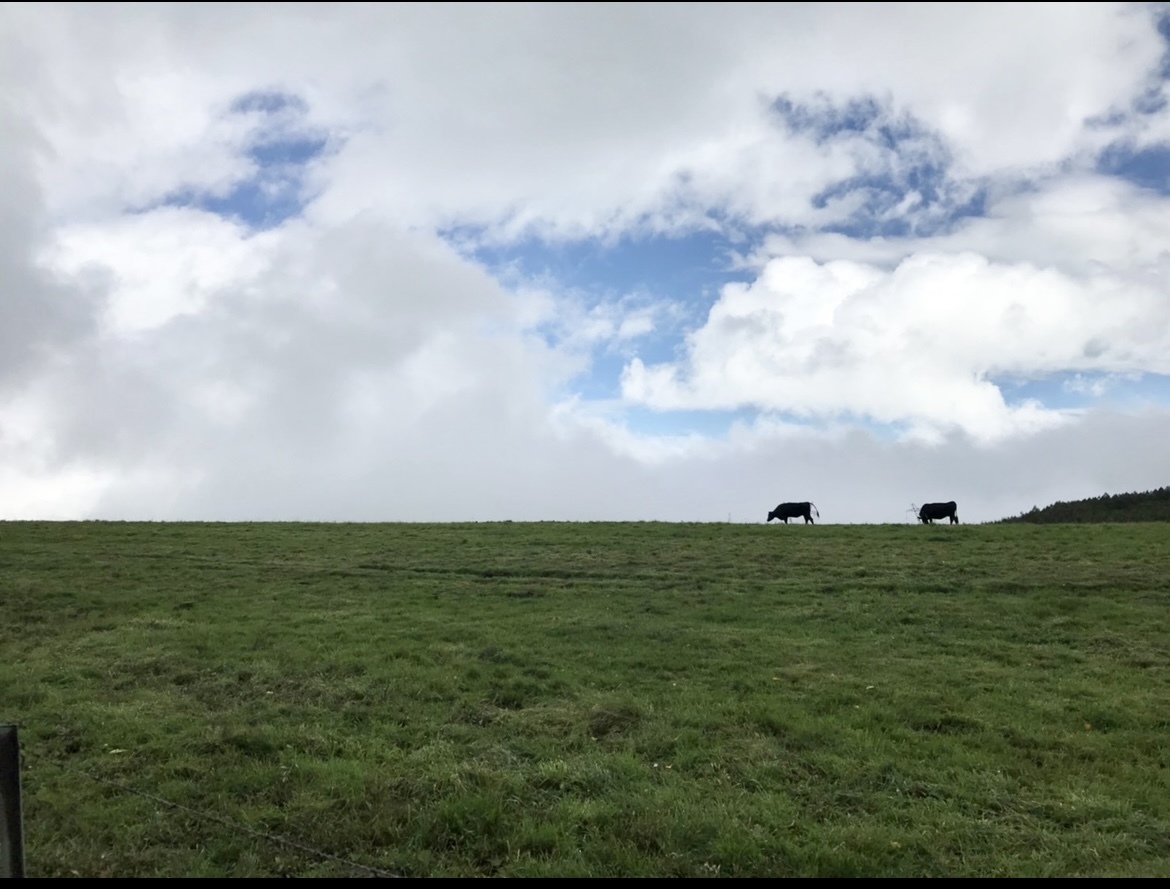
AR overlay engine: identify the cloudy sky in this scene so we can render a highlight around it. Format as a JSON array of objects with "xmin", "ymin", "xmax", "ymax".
[{"xmin": 2, "ymin": 3, "xmax": 1169, "ymax": 524}]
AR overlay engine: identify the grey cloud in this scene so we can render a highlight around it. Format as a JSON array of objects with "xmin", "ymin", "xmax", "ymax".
[
  {"xmin": 85, "ymin": 395, "xmax": 1170, "ymax": 525},
  {"xmin": 0, "ymin": 105, "xmax": 101, "ymax": 394}
]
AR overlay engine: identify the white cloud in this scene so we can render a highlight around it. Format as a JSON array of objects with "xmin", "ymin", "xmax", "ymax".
[
  {"xmin": 621, "ymin": 249, "xmax": 1169, "ymax": 442},
  {"xmin": 46, "ymin": 208, "xmax": 270, "ymax": 334},
  {"xmin": 0, "ymin": 463, "xmax": 111, "ymax": 520},
  {"xmin": 747, "ymin": 173, "xmax": 1170, "ymax": 297}
]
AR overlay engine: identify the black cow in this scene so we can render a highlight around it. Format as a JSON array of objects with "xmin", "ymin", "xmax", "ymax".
[
  {"xmin": 767, "ymin": 502, "xmax": 819, "ymax": 524},
  {"xmin": 918, "ymin": 501, "xmax": 958, "ymax": 524}
]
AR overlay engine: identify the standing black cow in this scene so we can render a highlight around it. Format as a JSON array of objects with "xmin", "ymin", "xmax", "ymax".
[
  {"xmin": 767, "ymin": 502, "xmax": 819, "ymax": 524},
  {"xmin": 918, "ymin": 501, "xmax": 959, "ymax": 524}
]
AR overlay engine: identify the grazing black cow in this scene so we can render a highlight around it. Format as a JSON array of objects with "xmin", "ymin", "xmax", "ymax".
[
  {"xmin": 767, "ymin": 502, "xmax": 819, "ymax": 524},
  {"xmin": 918, "ymin": 501, "xmax": 959, "ymax": 524}
]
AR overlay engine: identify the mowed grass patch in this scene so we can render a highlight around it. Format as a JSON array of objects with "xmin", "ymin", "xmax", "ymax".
[{"xmin": 2, "ymin": 520, "xmax": 1170, "ymax": 876}]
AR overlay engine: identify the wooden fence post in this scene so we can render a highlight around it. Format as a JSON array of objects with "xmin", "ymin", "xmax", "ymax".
[{"xmin": 0, "ymin": 725, "xmax": 23, "ymax": 878}]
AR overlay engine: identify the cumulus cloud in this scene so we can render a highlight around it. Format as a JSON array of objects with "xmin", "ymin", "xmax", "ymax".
[{"xmin": 621, "ymin": 245, "xmax": 1170, "ymax": 442}]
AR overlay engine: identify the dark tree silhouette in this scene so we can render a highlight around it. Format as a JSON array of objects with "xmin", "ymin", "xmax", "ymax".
[{"xmin": 995, "ymin": 486, "xmax": 1170, "ymax": 523}]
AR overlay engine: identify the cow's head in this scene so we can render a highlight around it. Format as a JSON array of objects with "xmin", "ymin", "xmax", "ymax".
[{"xmin": 766, "ymin": 509, "xmax": 777, "ymax": 522}]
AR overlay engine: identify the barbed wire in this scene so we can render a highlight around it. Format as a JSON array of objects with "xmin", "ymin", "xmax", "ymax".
[{"xmin": 73, "ymin": 769, "xmax": 401, "ymax": 878}]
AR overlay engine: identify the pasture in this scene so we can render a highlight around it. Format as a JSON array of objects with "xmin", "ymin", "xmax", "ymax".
[{"xmin": 2, "ymin": 520, "xmax": 1169, "ymax": 877}]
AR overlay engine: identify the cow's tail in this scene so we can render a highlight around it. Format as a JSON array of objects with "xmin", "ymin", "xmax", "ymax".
[{"xmin": 810, "ymin": 502, "xmax": 819, "ymax": 518}]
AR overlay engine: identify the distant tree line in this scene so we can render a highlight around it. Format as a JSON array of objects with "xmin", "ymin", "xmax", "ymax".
[{"xmin": 996, "ymin": 486, "xmax": 1170, "ymax": 524}]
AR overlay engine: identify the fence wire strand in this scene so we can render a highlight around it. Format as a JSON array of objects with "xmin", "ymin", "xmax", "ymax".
[{"xmin": 74, "ymin": 769, "xmax": 401, "ymax": 878}]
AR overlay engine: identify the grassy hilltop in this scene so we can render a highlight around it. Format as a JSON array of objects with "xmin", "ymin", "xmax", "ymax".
[{"xmin": 3, "ymin": 520, "xmax": 1169, "ymax": 877}]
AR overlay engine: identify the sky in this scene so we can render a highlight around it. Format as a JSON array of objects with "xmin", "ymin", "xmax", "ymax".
[{"xmin": 2, "ymin": 2, "xmax": 1169, "ymax": 524}]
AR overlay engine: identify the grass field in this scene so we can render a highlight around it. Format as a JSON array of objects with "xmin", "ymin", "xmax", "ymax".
[{"xmin": 2, "ymin": 520, "xmax": 1169, "ymax": 877}]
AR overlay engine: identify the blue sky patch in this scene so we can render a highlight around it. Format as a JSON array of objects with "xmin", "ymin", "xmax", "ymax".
[
  {"xmin": 1090, "ymin": 10, "xmax": 1170, "ymax": 140},
  {"xmin": 449, "ymin": 225, "xmax": 752, "ymax": 301},
  {"xmin": 621, "ymin": 405, "xmax": 759, "ymax": 439},
  {"xmin": 450, "ymin": 226, "xmax": 754, "ymax": 402},
  {"xmin": 813, "ymin": 174, "xmax": 988, "ymax": 239},
  {"xmin": 569, "ymin": 353, "xmax": 632, "ymax": 401},
  {"xmin": 616, "ymin": 403, "xmax": 917, "ymax": 445},
  {"xmin": 771, "ymin": 95, "xmax": 884, "ymax": 143},
  {"xmin": 249, "ymin": 135, "xmax": 327, "ymax": 168},
  {"xmin": 230, "ymin": 90, "xmax": 308, "ymax": 115},
  {"xmin": 772, "ymin": 92, "xmax": 987, "ymax": 237},
  {"xmin": 1157, "ymin": 6, "xmax": 1170, "ymax": 77},
  {"xmin": 993, "ymin": 371, "xmax": 1170, "ymax": 410},
  {"xmin": 158, "ymin": 90, "xmax": 328, "ymax": 229},
  {"xmin": 1096, "ymin": 143, "xmax": 1170, "ymax": 194},
  {"xmin": 994, "ymin": 373, "xmax": 1097, "ymax": 410}
]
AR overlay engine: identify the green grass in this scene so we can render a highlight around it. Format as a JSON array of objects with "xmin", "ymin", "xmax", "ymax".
[{"xmin": 3, "ymin": 520, "xmax": 1169, "ymax": 877}]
